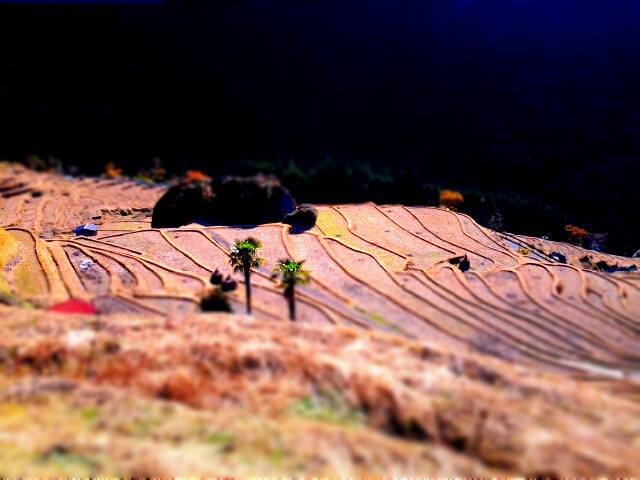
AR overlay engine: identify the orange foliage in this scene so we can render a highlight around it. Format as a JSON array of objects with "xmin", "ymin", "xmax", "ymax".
[
  {"xmin": 184, "ymin": 170, "xmax": 211, "ymax": 183},
  {"xmin": 439, "ymin": 189, "xmax": 464, "ymax": 209},
  {"xmin": 565, "ymin": 224, "xmax": 589, "ymax": 241},
  {"xmin": 104, "ymin": 162, "xmax": 123, "ymax": 179}
]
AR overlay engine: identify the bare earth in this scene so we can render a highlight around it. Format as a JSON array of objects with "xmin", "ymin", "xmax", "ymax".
[{"xmin": 0, "ymin": 163, "xmax": 639, "ymax": 477}]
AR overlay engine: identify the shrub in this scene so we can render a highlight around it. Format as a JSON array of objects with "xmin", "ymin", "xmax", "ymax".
[
  {"xmin": 210, "ymin": 174, "xmax": 296, "ymax": 225},
  {"xmin": 104, "ymin": 162, "xmax": 123, "ymax": 179},
  {"xmin": 283, "ymin": 204, "xmax": 318, "ymax": 232},
  {"xmin": 439, "ymin": 189, "xmax": 464, "ymax": 210},
  {"xmin": 200, "ymin": 288, "xmax": 232, "ymax": 312},
  {"xmin": 151, "ymin": 180, "xmax": 215, "ymax": 228},
  {"xmin": 184, "ymin": 170, "xmax": 211, "ymax": 183},
  {"xmin": 565, "ymin": 224, "xmax": 589, "ymax": 245}
]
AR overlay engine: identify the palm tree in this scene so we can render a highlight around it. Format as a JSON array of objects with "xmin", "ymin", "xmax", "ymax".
[
  {"xmin": 229, "ymin": 237, "xmax": 264, "ymax": 314},
  {"xmin": 274, "ymin": 259, "xmax": 310, "ymax": 321}
]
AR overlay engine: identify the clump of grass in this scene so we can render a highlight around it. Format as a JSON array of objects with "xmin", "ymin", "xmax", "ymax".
[
  {"xmin": 291, "ymin": 390, "xmax": 365, "ymax": 426},
  {"xmin": 80, "ymin": 406, "xmax": 101, "ymax": 424},
  {"xmin": 24, "ymin": 155, "xmax": 64, "ymax": 173},
  {"xmin": 0, "ymin": 229, "xmax": 33, "ymax": 306},
  {"xmin": 0, "ymin": 290, "xmax": 16, "ymax": 306},
  {"xmin": 149, "ymin": 157, "xmax": 167, "ymax": 182},
  {"xmin": 134, "ymin": 159, "xmax": 169, "ymax": 185},
  {"xmin": 368, "ymin": 313, "xmax": 405, "ymax": 334},
  {"xmin": 127, "ymin": 413, "xmax": 164, "ymax": 438},
  {"xmin": 0, "ymin": 288, "xmax": 33, "ymax": 309},
  {"xmin": 39, "ymin": 445, "xmax": 99, "ymax": 476},
  {"xmin": 205, "ymin": 432, "xmax": 235, "ymax": 452},
  {"xmin": 368, "ymin": 312, "xmax": 390, "ymax": 327},
  {"xmin": 133, "ymin": 173, "xmax": 155, "ymax": 185}
]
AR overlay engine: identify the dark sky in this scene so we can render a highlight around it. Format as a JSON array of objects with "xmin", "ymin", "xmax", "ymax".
[{"xmin": 1, "ymin": 0, "xmax": 639, "ymax": 190}]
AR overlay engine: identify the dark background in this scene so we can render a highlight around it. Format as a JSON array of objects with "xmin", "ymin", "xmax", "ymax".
[{"xmin": 1, "ymin": 0, "xmax": 639, "ymax": 254}]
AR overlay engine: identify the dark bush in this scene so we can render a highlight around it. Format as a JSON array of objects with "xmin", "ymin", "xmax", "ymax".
[
  {"xmin": 151, "ymin": 180, "xmax": 215, "ymax": 228},
  {"xmin": 210, "ymin": 268, "xmax": 223, "ymax": 286},
  {"xmin": 152, "ymin": 173, "xmax": 296, "ymax": 228},
  {"xmin": 209, "ymin": 174, "xmax": 296, "ymax": 225},
  {"xmin": 200, "ymin": 288, "xmax": 232, "ymax": 312},
  {"xmin": 283, "ymin": 204, "xmax": 318, "ymax": 232}
]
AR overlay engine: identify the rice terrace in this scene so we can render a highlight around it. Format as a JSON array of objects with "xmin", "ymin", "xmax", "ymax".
[
  {"xmin": 0, "ymin": 162, "xmax": 639, "ymax": 477},
  {"xmin": 2, "ymin": 2, "xmax": 640, "ymax": 476}
]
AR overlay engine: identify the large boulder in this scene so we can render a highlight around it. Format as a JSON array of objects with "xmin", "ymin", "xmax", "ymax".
[
  {"xmin": 209, "ymin": 174, "xmax": 296, "ymax": 225},
  {"xmin": 151, "ymin": 180, "xmax": 215, "ymax": 228}
]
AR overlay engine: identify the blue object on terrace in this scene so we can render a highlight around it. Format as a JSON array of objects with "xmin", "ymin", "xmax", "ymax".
[
  {"xmin": 74, "ymin": 224, "xmax": 98, "ymax": 236},
  {"xmin": 550, "ymin": 252, "xmax": 567, "ymax": 264}
]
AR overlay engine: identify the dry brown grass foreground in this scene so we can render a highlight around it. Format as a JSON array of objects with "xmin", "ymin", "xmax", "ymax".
[{"xmin": 1, "ymin": 305, "xmax": 639, "ymax": 477}]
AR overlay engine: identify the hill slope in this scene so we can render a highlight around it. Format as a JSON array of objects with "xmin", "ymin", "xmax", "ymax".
[{"xmin": 0, "ymin": 163, "xmax": 639, "ymax": 476}]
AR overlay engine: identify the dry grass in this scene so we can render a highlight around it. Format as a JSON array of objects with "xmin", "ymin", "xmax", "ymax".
[{"xmin": 1, "ymin": 306, "xmax": 639, "ymax": 476}]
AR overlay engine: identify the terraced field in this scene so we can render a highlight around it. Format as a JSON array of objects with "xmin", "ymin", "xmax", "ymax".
[{"xmin": 1, "ymin": 162, "xmax": 639, "ymax": 476}]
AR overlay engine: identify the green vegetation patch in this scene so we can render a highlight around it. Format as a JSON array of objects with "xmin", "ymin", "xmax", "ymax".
[
  {"xmin": 290, "ymin": 390, "xmax": 365, "ymax": 427},
  {"xmin": 368, "ymin": 313, "xmax": 406, "ymax": 335},
  {"xmin": 80, "ymin": 406, "xmax": 101, "ymax": 424},
  {"xmin": 205, "ymin": 432, "xmax": 235, "ymax": 450},
  {"xmin": 39, "ymin": 447, "xmax": 100, "ymax": 477}
]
